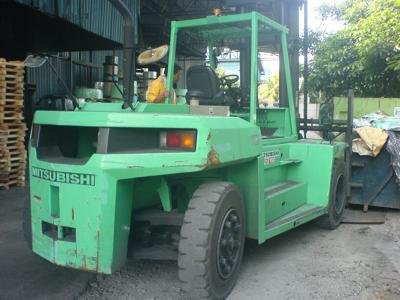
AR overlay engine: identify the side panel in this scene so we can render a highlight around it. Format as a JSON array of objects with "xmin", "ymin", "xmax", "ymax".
[
  {"xmin": 224, "ymin": 140, "xmax": 345, "ymax": 242},
  {"xmin": 256, "ymin": 140, "xmax": 345, "ymax": 243},
  {"xmin": 288, "ymin": 141, "xmax": 336, "ymax": 206},
  {"xmin": 227, "ymin": 158, "xmax": 263, "ymax": 240}
]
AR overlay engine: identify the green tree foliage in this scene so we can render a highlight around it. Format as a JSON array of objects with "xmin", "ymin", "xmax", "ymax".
[
  {"xmin": 309, "ymin": 0, "xmax": 400, "ymax": 99},
  {"xmin": 215, "ymin": 66, "xmax": 226, "ymax": 78}
]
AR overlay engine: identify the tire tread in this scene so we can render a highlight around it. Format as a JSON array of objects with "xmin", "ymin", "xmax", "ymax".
[
  {"xmin": 316, "ymin": 161, "xmax": 346, "ymax": 229},
  {"xmin": 178, "ymin": 181, "xmax": 234, "ymax": 299}
]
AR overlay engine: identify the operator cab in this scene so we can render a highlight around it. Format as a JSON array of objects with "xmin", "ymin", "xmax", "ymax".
[
  {"xmin": 167, "ymin": 15, "xmax": 296, "ymax": 140},
  {"xmin": 186, "ymin": 65, "xmax": 238, "ymax": 106}
]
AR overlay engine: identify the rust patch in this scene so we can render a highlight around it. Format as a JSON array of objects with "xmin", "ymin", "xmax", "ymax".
[
  {"xmin": 33, "ymin": 195, "xmax": 41, "ymax": 201},
  {"xmin": 163, "ymin": 163, "xmax": 205, "ymax": 169},
  {"xmin": 82, "ymin": 255, "xmax": 87, "ymax": 271},
  {"xmin": 71, "ymin": 208, "xmax": 75, "ymax": 221},
  {"xmin": 207, "ymin": 131, "xmax": 212, "ymax": 141},
  {"xmin": 207, "ymin": 149, "xmax": 221, "ymax": 165},
  {"xmin": 161, "ymin": 149, "xmax": 220, "ymax": 170},
  {"xmin": 96, "ymin": 231, "xmax": 100, "ymax": 272},
  {"xmin": 195, "ymin": 149, "xmax": 221, "ymax": 170}
]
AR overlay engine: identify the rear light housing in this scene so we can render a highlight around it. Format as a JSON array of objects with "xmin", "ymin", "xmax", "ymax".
[{"xmin": 160, "ymin": 130, "xmax": 197, "ymax": 151}]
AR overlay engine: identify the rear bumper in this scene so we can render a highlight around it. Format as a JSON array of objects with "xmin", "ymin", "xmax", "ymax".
[
  {"xmin": 30, "ymin": 154, "xmax": 134, "ymax": 274},
  {"xmin": 28, "ymin": 147, "xmax": 212, "ymax": 273}
]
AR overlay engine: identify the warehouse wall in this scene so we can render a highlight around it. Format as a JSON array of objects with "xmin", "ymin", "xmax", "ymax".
[
  {"xmin": 23, "ymin": 49, "xmax": 123, "ymax": 131},
  {"xmin": 26, "ymin": 50, "xmax": 124, "ymax": 102}
]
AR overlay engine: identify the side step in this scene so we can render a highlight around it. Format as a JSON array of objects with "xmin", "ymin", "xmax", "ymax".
[
  {"xmin": 280, "ymin": 159, "xmax": 302, "ymax": 166},
  {"xmin": 266, "ymin": 204, "xmax": 324, "ymax": 230},
  {"xmin": 261, "ymin": 204, "xmax": 326, "ymax": 241},
  {"xmin": 264, "ymin": 180, "xmax": 308, "ymax": 229},
  {"xmin": 266, "ymin": 159, "xmax": 302, "ymax": 169},
  {"xmin": 265, "ymin": 180, "xmax": 304, "ymax": 199}
]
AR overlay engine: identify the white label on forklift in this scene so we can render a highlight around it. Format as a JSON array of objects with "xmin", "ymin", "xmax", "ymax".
[{"xmin": 263, "ymin": 150, "xmax": 281, "ymax": 165}]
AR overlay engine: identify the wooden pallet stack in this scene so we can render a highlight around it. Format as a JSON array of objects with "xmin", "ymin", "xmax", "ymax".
[{"xmin": 0, "ymin": 58, "xmax": 26, "ymax": 189}]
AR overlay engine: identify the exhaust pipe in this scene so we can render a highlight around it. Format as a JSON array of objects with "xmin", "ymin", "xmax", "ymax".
[{"xmin": 109, "ymin": 0, "xmax": 136, "ymax": 109}]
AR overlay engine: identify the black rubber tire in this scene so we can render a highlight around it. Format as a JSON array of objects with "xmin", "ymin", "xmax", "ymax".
[
  {"xmin": 22, "ymin": 187, "xmax": 32, "ymax": 249},
  {"xmin": 316, "ymin": 161, "xmax": 346, "ymax": 229},
  {"xmin": 178, "ymin": 182, "xmax": 246, "ymax": 300}
]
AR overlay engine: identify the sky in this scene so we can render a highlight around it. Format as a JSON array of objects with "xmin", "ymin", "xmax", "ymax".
[
  {"xmin": 217, "ymin": 1, "xmax": 346, "ymax": 79},
  {"xmin": 301, "ymin": 0, "xmax": 344, "ymax": 33}
]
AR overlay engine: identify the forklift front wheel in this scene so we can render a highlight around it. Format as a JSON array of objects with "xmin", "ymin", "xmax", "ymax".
[
  {"xmin": 317, "ymin": 161, "xmax": 346, "ymax": 229},
  {"xmin": 178, "ymin": 182, "xmax": 245, "ymax": 299}
]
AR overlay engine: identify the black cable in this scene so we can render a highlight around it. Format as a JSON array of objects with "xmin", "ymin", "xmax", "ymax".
[{"xmin": 46, "ymin": 58, "xmax": 80, "ymax": 110}]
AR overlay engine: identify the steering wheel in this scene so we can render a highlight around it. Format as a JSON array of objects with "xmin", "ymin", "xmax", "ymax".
[
  {"xmin": 220, "ymin": 74, "xmax": 239, "ymax": 87},
  {"xmin": 219, "ymin": 74, "xmax": 240, "ymax": 107}
]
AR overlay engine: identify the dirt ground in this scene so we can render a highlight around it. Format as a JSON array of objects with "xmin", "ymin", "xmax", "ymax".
[
  {"xmin": 2, "ymin": 188, "xmax": 399, "ymax": 300},
  {"xmin": 80, "ymin": 211, "xmax": 400, "ymax": 300}
]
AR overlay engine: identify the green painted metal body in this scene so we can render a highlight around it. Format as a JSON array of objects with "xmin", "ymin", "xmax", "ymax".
[{"xmin": 29, "ymin": 12, "xmax": 345, "ymax": 274}]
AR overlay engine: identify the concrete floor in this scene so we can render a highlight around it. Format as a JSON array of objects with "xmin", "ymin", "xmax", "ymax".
[
  {"xmin": 2, "ymin": 187, "xmax": 400, "ymax": 299},
  {"xmin": 0, "ymin": 187, "xmax": 93, "ymax": 300},
  {"xmin": 81, "ymin": 213, "xmax": 400, "ymax": 300}
]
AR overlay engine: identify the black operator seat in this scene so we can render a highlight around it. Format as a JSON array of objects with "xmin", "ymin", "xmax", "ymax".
[{"xmin": 186, "ymin": 65, "xmax": 227, "ymax": 105}]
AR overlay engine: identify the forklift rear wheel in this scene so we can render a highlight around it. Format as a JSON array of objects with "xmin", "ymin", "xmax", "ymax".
[
  {"xmin": 316, "ymin": 161, "xmax": 346, "ymax": 229},
  {"xmin": 178, "ymin": 182, "xmax": 245, "ymax": 299}
]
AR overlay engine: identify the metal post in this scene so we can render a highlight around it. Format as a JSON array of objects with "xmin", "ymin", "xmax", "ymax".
[
  {"xmin": 89, "ymin": 50, "xmax": 93, "ymax": 84},
  {"xmin": 281, "ymin": 33, "xmax": 297, "ymax": 137},
  {"xmin": 166, "ymin": 21, "xmax": 178, "ymax": 104},
  {"xmin": 109, "ymin": 0, "xmax": 136, "ymax": 109},
  {"xmin": 208, "ymin": 40, "xmax": 216, "ymax": 69},
  {"xmin": 69, "ymin": 52, "xmax": 73, "ymax": 92},
  {"xmin": 249, "ymin": 12, "xmax": 258, "ymax": 124},
  {"xmin": 345, "ymin": 89, "xmax": 354, "ymax": 200},
  {"xmin": 278, "ymin": 1, "xmax": 288, "ymax": 107},
  {"xmin": 239, "ymin": 41, "xmax": 251, "ymax": 99},
  {"xmin": 303, "ymin": 0, "xmax": 309, "ymax": 138},
  {"xmin": 47, "ymin": 59, "xmax": 78, "ymax": 108}
]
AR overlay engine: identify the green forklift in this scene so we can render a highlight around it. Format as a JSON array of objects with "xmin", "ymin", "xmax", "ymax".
[{"xmin": 25, "ymin": 6, "xmax": 347, "ymax": 300}]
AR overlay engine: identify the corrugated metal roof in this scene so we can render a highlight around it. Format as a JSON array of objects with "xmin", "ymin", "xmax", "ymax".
[
  {"xmin": 12, "ymin": 0, "xmax": 139, "ymax": 44},
  {"xmin": 13, "ymin": 1, "xmax": 135, "ymax": 101}
]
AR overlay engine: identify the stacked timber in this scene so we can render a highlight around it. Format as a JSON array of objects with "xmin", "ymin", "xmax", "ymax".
[{"xmin": 0, "ymin": 58, "xmax": 26, "ymax": 189}]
